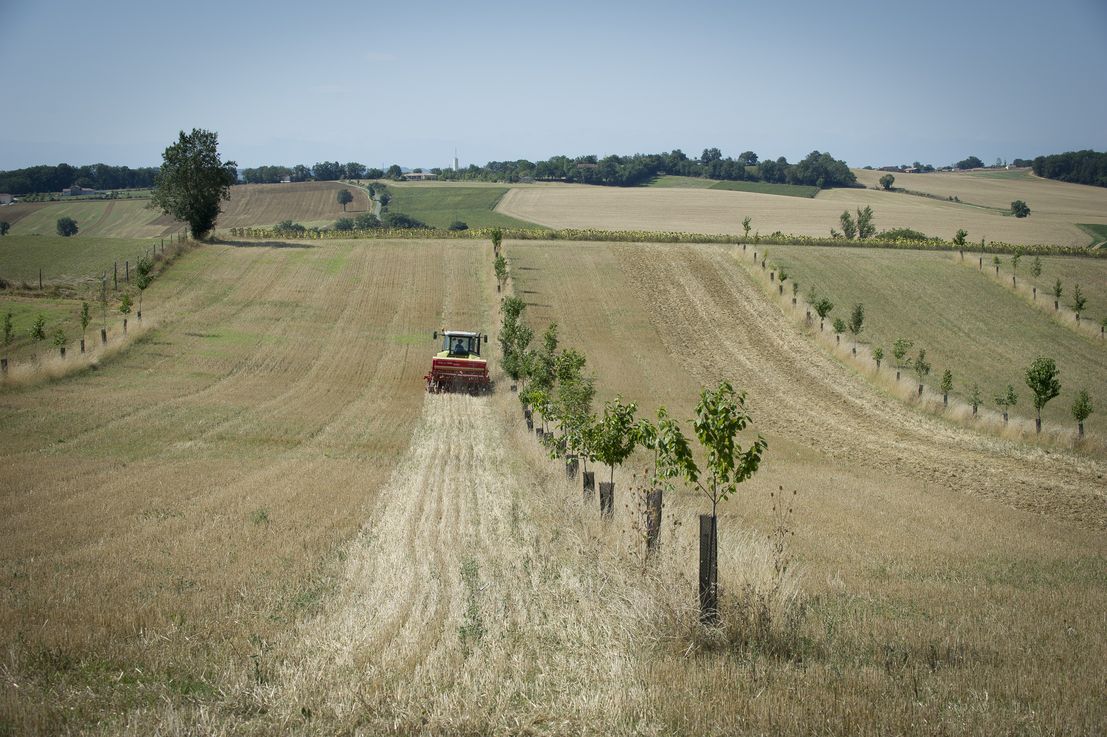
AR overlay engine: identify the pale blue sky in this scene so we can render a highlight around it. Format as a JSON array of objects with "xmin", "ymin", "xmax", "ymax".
[{"xmin": 1, "ymin": 0, "xmax": 1104, "ymax": 170}]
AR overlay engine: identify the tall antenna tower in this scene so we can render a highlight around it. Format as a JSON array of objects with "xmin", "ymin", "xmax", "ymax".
[{"xmin": 453, "ymin": 148, "xmax": 459, "ymax": 172}]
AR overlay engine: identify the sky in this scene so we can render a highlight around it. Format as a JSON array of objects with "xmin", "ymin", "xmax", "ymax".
[{"xmin": 1, "ymin": 0, "xmax": 1105, "ymax": 171}]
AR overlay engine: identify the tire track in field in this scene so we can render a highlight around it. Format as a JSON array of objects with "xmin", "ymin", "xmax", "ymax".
[
  {"xmin": 265, "ymin": 393, "xmax": 639, "ymax": 734},
  {"xmin": 616, "ymin": 243, "xmax": 1106, "ymax": 529}
]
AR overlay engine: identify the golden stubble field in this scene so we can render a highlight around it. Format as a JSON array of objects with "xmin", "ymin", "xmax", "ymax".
[
  {"xmin": 3, "ymin": 234, "xmax": 1106, "ymax": 735},
  {"xmin": 0, "ymin": 237, "xmax": 488, "ymax": 732},
  {"xmin": 496, "ymin": 175, "xmax": 1107, "ymax": 246}
]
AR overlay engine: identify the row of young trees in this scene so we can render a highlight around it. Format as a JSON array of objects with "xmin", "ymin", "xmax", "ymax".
[
  {"xmin": 2, "ymin": 255, "xmax": 154, "ymax": 360},
  {"xmin": 500, "ymin": 288, "xmax": 767, "ymax": 622},
  {"xmin": 753, "ymin": 228, "xmax": 1097, "ymax": 440},
  {"xmin": 801, "ymin": 286, "xmax": 1095, "ymax": 437}
]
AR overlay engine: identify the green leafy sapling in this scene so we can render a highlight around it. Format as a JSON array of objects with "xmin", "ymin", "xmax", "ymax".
[
  {"xmin": 913, "ymin": 349, "xmax": 931, "ymax": 396},
  {"xmin": 969, "ymin": 384, "xmax": 982, "ymax": 416},
  {"xmin": 994, "ymin": 385, "xmax": 1018, "ymax": 424},
  {"xmin": 1025, "ymin": 356, "xmax": 1060, "ymax": 434},
  {"xmin": 940, "ymin": 369, "xmax": 954, "ymax": 407},
  {"xmin": 30, "ymin": 314, "xmax": 46, "ymax": 341},
  {"xmin": 1071, "ymin": 389, "xmax": 1093, "ymax": 439}
]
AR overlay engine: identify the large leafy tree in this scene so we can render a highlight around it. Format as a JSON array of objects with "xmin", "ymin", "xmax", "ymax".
[{"xmin": 151, "ymin": 129, "xmax": 237, "ymax": 239}]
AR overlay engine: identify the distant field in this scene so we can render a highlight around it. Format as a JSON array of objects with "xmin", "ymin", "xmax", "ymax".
[
  {"xmin": 648, "ymin": 175, "xmax": 818, "ymax": 197},
  {"xmin": 384, "ymin": 185, "xmax": 537, "ymax": 229},
  {"xmin": 963, "ymin": 168, "xmax": 1036, "ymax": 180},
  {"xmin": 1078, "ymin": 223, "xmax": 1107, "ymax": 242},
  {"xmin": 496, "ymin": 180, "xmax": 1101, "ymax": 246},
  {"xmin": 766, "ymin": 245, "xmax": 1107, "ymax": 425},
  {"xmin": 0, "ymin": 235, "xmax": 155, "ymax": 283},
  {"xmin": 853, "ymin": 168, "xmax": 1107, "ymax": 245},
  {"xmin": 217, "ymin": 181, "xmax": 371, "ymax": 229},
  {"xmin": 1, "ymin": 181, "xmax": 370, "ymax": 238},
  {"xmin": 0, "ymin": 199, "xmax": 174, "ymax": 239},
  {"xmin": 709, "ymin": 180, "xmax": 819, "ymax": 197},
  {"xmin": 647, "ymin": 175, "xmax": 717, "ymax": 188}
]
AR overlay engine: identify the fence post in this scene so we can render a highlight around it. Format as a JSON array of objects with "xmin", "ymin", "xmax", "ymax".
[
  {"xmin": 39, "ymin": 268, "xmax": 43, "ymax": 290},
  {"xmin": 646, "ymin": 489, "xmax": 663, "ymax": 557},
  {"xmin": 80, "ymin": 338, "xmax": 85, "ymax": 353},
  {"xmin": 125, "ymin": 261, "xmax": 130, "ymax": 283},
  {"xmin": 699, "ymin": 514, "xmax": 718, "ymax": 624},
  {"xmin": 114, "ymin": 262, "xmax": 118, "ymax": 290},
  {"xmin": 100, "ymin": 328, "xmax": 107, "ymax": 344},
  {"xmin": 599, "ymin": 482, "xmax": 614, "ymax": 519},
  {"xmin": 123, "ymin": 318, "xmax": 128, "ymax": 335},
  {"xmin": 59, "ymin": 346, "xmax": 65, "ymax": 359},
  {"xmin": 1, "ymin": 358, "xmax": 7, "ymax": 374}
]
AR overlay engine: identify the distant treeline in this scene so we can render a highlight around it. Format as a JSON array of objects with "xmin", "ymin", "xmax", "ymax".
[
  {"xmin": 239, "ymin": 150, "xmax": 857, "ymax": 189},
  {"xmin": 433, "ymin": 149, "xmax": 858, "ymax": 188},
  {"xmin": 0, "ymin": 163, "xmax": 159, "ymax": 195},
  {"xmin": 1032, "ymin": 150, "xmax": 1107, "ymax": 188},
  {"xmin": 240, "ymin": 162, "xmax": 384, "ymax": 184}
]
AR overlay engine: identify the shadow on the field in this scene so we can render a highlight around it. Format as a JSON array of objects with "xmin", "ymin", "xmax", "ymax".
[{"xmin": 215, "ymin": 239, "xmax": 315, "ymax": 249}]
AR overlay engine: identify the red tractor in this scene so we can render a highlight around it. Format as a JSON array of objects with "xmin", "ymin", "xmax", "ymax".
[{"xmin": 424, "ymin": 330, "xmax": 491, "ymax": 394}]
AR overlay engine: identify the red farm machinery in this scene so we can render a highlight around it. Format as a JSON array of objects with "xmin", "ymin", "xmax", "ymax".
[{"xmin": 424, "ymin": 330, "xmax": 491, "ymax": 394}]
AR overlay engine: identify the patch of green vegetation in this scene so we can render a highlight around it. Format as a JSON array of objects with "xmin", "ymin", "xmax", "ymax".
[
  {"xmin": 0, "ymin": 235, "xmax": 154, "ymax": 284},
  {"xmin": 709, "ymin": 180, "xmax": 819, "ymax": 198},
  {"xmin": 385, "ymin": 186, "xmax": 537, "ymax": 229},
  {"xmin": 1076, "ymin": 223, "xmax": 1107, "ymax": 244},
  {"xmin": 647, "ymin": 175, "xmax": 718, "ymax": 189},
  {"xmin": 964, "ymin": 168, "xmax": 1033, "ymax": 180},
  {"xmin": 190, "ymin": 329, "xmax": 284, "ymax": 357},
  {"xmin": 390, "ymin": 331, "xmax": 430, "ymax": 345},
  {"xmin": 316, "ymin": 246, "xmax": 349, "ymax": 275}
]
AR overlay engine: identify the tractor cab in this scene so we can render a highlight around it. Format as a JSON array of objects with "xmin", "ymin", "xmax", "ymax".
[
  {"xmin": 438, "ymin": 330, "xmax": 483, "ymax": 358},
  {"xmin": 425, "ymin": 329, "xmax": 491, "ymax": 394}
]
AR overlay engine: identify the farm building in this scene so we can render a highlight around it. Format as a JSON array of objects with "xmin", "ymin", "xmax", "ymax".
[
  {"xmin": 402, "ymin": 171, "xmax": 437, "ymax": 181},
  {"xmin": 0, "ymin": 193, "xmax": 13, "ymax": 205},
  {"xmin": 62, "ymin": 185, "xmax": 97, "ymax": 196}
]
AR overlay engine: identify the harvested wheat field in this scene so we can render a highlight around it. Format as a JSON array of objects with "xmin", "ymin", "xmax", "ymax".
[
  {"xmin": 3, "ymin": 235, "xmax": 1106, "ymax": 736},
  {"xmin": 496, "ymin": 180, "xmax": 1101, "ymax": 246},
  {"xmin": 211, "ymin": 181, "xmax": 372, "ymax": 229},
  {"xmin": 0, "ymin": 237, "xmax": 489, "ymax": 732},
  {"xmin": 853, "ymin": 167, "xmax": 1107, "ymax": 228}
]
